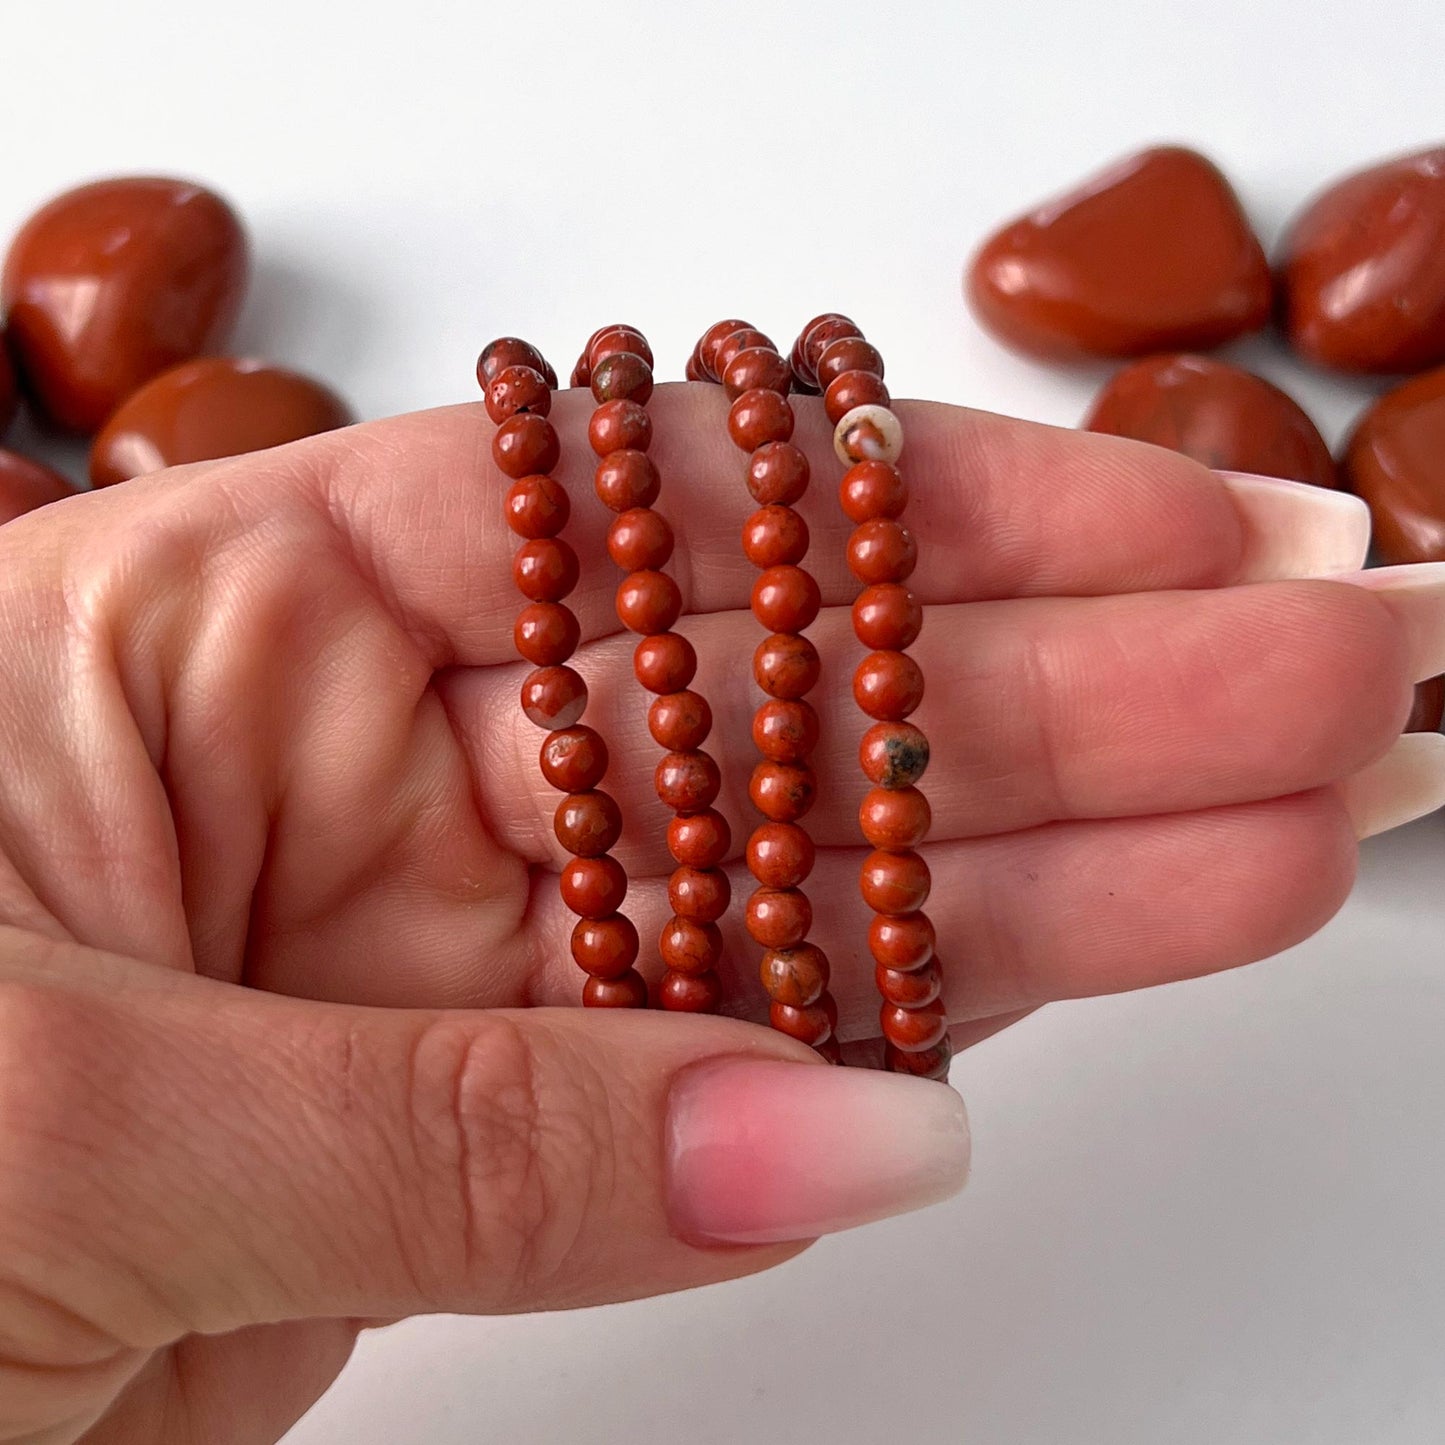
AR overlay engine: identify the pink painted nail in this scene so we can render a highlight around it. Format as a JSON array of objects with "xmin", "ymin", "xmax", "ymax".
[{"xmin": 665, "ymin": 1058, "xmax": 970, "ymax": 1245}]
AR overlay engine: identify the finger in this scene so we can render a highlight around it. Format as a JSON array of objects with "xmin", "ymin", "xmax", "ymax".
[
  {"xmin": 0, "ymin": 938, "xmax": 968, "ymax": 1375},
  {"xmin": 445, "ymin": 577, "xmax": 1412, "ymax": 869},
  {"xmin": 519, "ymin": 788, "xmax": 1358, "ymax": 1037},
  {"xmin": 285, "ymin": 386, "xmax": 1368, "ymax": 667}
]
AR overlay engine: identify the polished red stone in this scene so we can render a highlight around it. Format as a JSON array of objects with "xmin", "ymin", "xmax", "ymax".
[
  {"xmin": 485, "ymin": 365, "xmax": 551, "ymax": 424},
  {"xmin": 493, "ymin": 413, "xmax": 560, "ymax": 480},
  {"xmin": 859, "ymin": 848, "xmax": 931, "ymax": 916},
  {"xmin": 859, "ymin": 721, "xmax": 931, "ymax": 789},
  {"xmin": 728, "ymin": 389, "xmax": 794, "ymax": 450},
  {"xmin": 616, "ymin": 570, "xmax": 682, "ymax": 633},
  {"xmin": 660, "ymin": 916, "xmax": 724, "ymax": 974},
  {"xmin": 696, "ymin": 319, "xmax": 752, "ymax": 381},
  {"xmin": 479, "ymin": 337, "xmax": 554, "ymax": 388},
  {"xmin": 514, "ymin": 601, "xmax": 580, "ymax": 666},
  {"xmin": 649, "ymin": 690, "xmax": 713, "ymax": 750},
  {"xmin": 633, "ymin": 632, "xmax": 696, "ymax": 694},
  {"xmin": 505, "ymin": 474, "xmax": 570, "ymax": 539},
  {"xmin": 1083, "ymin": 353, "xmax": 1336, "ymax": 489},
  {"xmin": 876, "ymin": 957, "xmax": 943, "ymax": 1008},
  {"xmin": 560, "ymin": 855, "xmax": 628, "ymax": 919},
  {"xmin": 659, "ymin": 970, "xmax": 723, "ymax": 1012},
  {"xmin": 746, "ymin": 442, "xmax": 810, "ymax": 505},
  {"xmin": 590, "ymin": 352, "xmax": 654, "ymax": 405},
  {"xmin": 859, "ymin": 786, "xmax": 931, "ymax": 850},
  {"xmin": 584, "ymin": 971, "xmax": 649, "ymax": 1008},
  {"xmin": 594, "ymin": 450, "xmax": 661, "ymax": 511},
  {"xmin": 847, "ymin": 519, "xmax": 918, "ymax": 584},
  {"xmin": 839, "ymin": 461, "xmax": 907, "ymax": 523},
  {"xmin": 852, "ymin": 584, "xmax": 923, "ymax": 651},
  {"xmin": 751, "ymin": 699, "xmax": 820, "ymax": 762},
  {"xmin": 571, "ymin": 914, "xmax": 641, "ymax": 979},
  {"xmin": 746, "ymin": 821, "xmax": 815, "ymax": 889},
  {"xmin": 1340, "ymin": 365, "xmax": 1445, "ymax": 564},
  {"xmin": 715, "ymin": 328, "xmax": 775, "ymax": 381},
  {"xmin": 668, "ymin": 809, "xmax": 732, "ymax": 868},
  {"xmin": 88, "ymin": 358, "xmax": 351, "ymax": 487},
  {"xmin": 742, "ymin": 505, "xmax": 810, "ymax": 568},
  {"xmin": 539, "ymin": 725, "xmax": 609, "ymax": 792},
  {"xmin": 759, "ymin": 943, "xmax": 830, "ymax": 1008},
  {"xmin": 967, "ymin": 146, "xmax": 1271, "ymax": 361},
  {"xmin": 0, "ymin": 448, "xmax": 76, "ymax": 522},
  {"xmin": 589, "ymin": 398, "xmax": 652, "ymax": 456},
  {"xmin": 745, "ymin": 886, "xmax": 813, "ymax": 949},
  {"xmin": 869, "ymin": 911, "xmax": 936, "ymax": 971},
  {"xmin": 655, "ymin": 750, "xmax": 722, "ymax": 812},
  {"xmin": 668, "ymin": 866, "xmax": 732, "ymax": 922},
  {"xmin": 769, "ymin": 998, "xmax": 836, "ymax": 1048},
  {"xmin": 854, "ymin": 650, "xmax": 925, "ymax": 720},
  {"xmin": 753, "ymin": 633, "xmax": 820, "ymax": 700},
  {"xmin": 748, "ymin": 760, "xmax": 817, "ymax": 821},
  {"xmin": 1408, "ymin": 677, "xmax": 1445, "ymax": 734},
  {"xmin": 824, "ymin": 371, "xmax": 891, "ymax": 427},
  {"xmin": 513, "ymin": 538, "xmax": 580, "ymax": 602},
  {"xmin": 885, "ymin": 1037, "xmax": 952, "ymax": 1079},
  {"xmin": 880, "ymin": 998, "xmax": 948, "ymax": 1052},
  {"xmin": 751, "ymin": 565, "xmax": 821, "ymax": 632},
  {"xmin": 816, "ymin": 337, "xmax": 883, "ymax": 389},
  {"xmin": 554, "ymin": 790, "xmax": 624, "ymax": 857},
  {"xmin": 522, "ymin": 666, "xmax": 588, "ymax": 729},
  {"xmin": 607, "ymin": 508, "xmax": 674, "ymax": 571},
  {"xmin": 587, "ymin": 325, "xmax": 654, "ymax": 371},
  {"xmin": 1280, "ymin": 147, "xmax": 1445, "ymax": 373},
  {"xmin": 723, "ymin": 346, "xmax": 792, "ymax": 400},
  {"xmin": 3, "ymin": 177, "xmax": 249, "ymax": 432}
]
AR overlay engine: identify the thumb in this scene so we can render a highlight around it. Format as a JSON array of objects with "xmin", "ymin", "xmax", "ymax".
[{"xmin": 1, "ymin": 944, "xmax": 970, "ymax": 1345}]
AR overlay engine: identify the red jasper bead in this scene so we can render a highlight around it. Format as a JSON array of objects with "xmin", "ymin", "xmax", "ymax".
[
  {"xmin": 521, "ymin": 666, "xmax": 588, "ymax": 729},
  {"xmin": 860, "ymin": 786, "xmax": 931, "ymax": 850},
  {"xmin": 505, "ymin": 474, "xmax": 571, "ymax": 539},
  {"xmin": 824, "ymin": 370, "xmax": 891, "ymax": 425},
  {"xmin": 859, "ymin": 721, "xmax": 931, "ymax": 788},
  {"xmin": 493, "ymin": 413, "xmax": 560, "ymax": 479},
  {"xmin": 746, "ymin": 887, "xmax": 813, "ymax": 949},
  {"xmin": 660, "ymin": 916, "xmax": 724, "ymax": 974},
  {"xmin": 881, "ymin": 999, "xmax": 948, "ymax": 1053},
  {"xmin": 869, "ymin": 911, "xmax": 937, "ymax": 971},
  {"xmin": 697, "ymin": 318, "xmax": 752, "ymax": 380},
  {"xmin": 728, "ymin": 389, "xmax": 794, "ymax": 449},
  {"xmin": 742, "ymin": 505, "xmax": 810, "ymax": 568},
  {"xmin": 848, "ymin": 518, "xmax": 918, "ymax": 584},
  {"xmin": 478, "ymin": 337, "xmax": 551, "ymax": 387},
  {"xmin": 884, "ymin": 1036, "xmax": 952, "ymax": 1079},
  {"xmin": 649, "ymin": 690, "xmax": 713, "ymax": 750},
  {"xmin": 570, "ymin": 358, "xmax": 591, "ymax": 389},
  {"xmin": 486, "ymin": 364, "xmax": 552, "ymax": 423},
  {"xmin": 839, "ymin": 460, "xmax": 907, "ymax": 523},
  {"xmin": 554, "ymin": 790, "xmax": 624, "ymax": 857},
  {"xmin": 655, "ymin": 750, "xmax": 722, "ymax": 812},
  {"xmin": 754, "ymin": 633, "xmax": 821, "ymax": 700},
  {"xmin": 514, "ymin": 602, "xmax": 581, "ymax": 666},
  {"xmin": 660, "ymin": 970, "xmax": 723, "ymax": 1013},
  {"xmin": 560, "ymin": 854, "xmax": 628, "ymax": 919},
  {"xmin": 751, "ymin": 699, "xmax": 820, "ymax": 762},
  {"xmin": 746, "ymin": 442, "xmax": 810, "ymax": 504},
  {"xmin": 589, "ymin": 398, "xmax": 652, "ymax": 455},
  {"xmin": 852, "ymin": 584, "xmax": 923, "ymax": 650},
  {"xmin": 607, "ymin": 508, "xmax": 674, "ymax": 571},
  {"xmin": 760, "ymin": 943, "xmax": 830, "ymax": 1008},
  {"xmin": 816, "ymin": 336, "xmax": 884, "ymax": 388},
  {"xmin": 571, "ymin": 914, "xmax": 640, "ymax": 979},
  {"xmin": 587, "ymin": 325, "xmax": 654, "ymax": 371},
  {"xmin": 616, "ymin": 570, "xmax": 682, "ymax": 633},
  {"xmin": 513, "ymin": 538, "xmax": 580, "ymax": 603},
  {"xmin": 770, "ymin": 999, "xmax": 836, "ymax": 1048},
  {"xmin": 633, "ymin": 631, "xmax": 696, "ymax": 694},
  {"xmin": 715, "ymin": 327, "xmax": 776, "ymax": 379},
  {"xmin": 584, "ymin": 971, "xmax": 649, "ymax": 1008},
  {"xmin": 747, "ymin": 821, "xmax": 815, "ymax": 888},
  {"xmin": 860, "ymin": 848, "xmax": 931, "ymax": 915},
  {"xmin": 854, "ymin": 650, "xmax": 925, "ymax": 720},
  {"xmin": 669, "ymin": 865, "xmax": 732, "ymax": 922},
  {"xmin": 803, "ymin": 315, "xmax": 863, "ymax": 374},
  {"xmin": 668, "ymin": 809, "xmax": 732, "ymax": 868},
  {"xmin": 748, "ymin": 760, "xmax": 817, "ymax": 821},
  {"xmin": 751, "ymin": 565, "xmax": 821, "ymax": 632},
  {"xmin": 876, "ymin": 957, "xmax": 943, "ymax": 1009},
  {"xmin": 595, "ymin": 450, "xmax": 661, "ymax": 512},
  {"xmin": 539, "ymin": 725, "xmax": 609, "ymax": 792},
  {"xmin": 723, "ymin": 346, "xmax": 793, "ymax": 400},
  {"xmin": 684, "ymin": 351, "xmax": 705, "ymax": 382},
  {"xmin": 591, "ymin": 351, "xmax": 654, "ymax": 405}
]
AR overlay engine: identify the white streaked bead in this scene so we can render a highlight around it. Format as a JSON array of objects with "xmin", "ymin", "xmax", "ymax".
[{"xmin": 833, "ymin": 404, "xmax": 903, "ymax": 466}]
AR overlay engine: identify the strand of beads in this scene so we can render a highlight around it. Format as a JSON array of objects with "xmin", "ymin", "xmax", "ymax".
[
  {"xmin": 689, "ymin": 320, "xmax": 841, "ymax": 1063},
  {"xmin": 479, "ymin": 336, "xmax": 647, "ymax": 1010},
  {"xmin": 577, "ymin": 324, "xmax": 729, "ymax": 1013},
  {"xmin": 793, "ymin": 316, "xmax": 952, "ymax": 1081}
]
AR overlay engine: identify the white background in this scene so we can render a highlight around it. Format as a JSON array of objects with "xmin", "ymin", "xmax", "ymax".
[{"xmin": 5, "ymin": 2, "xmax": 1445, "ymax": 1441}]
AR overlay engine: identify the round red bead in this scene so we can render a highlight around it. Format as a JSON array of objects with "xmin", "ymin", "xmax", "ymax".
[
  {"xmin": 876, "ymin": 957, "xmax": 943, "ymax": 1008},
  {"xmin": 859, "ymin": 721, "xmax": 931, "ymax": 788},
  {"xmin": 824, "ymin": 370, "xmax": 891, "ymax": 425},
  {"xmin": 728, "ymin": 389, "xmax": 794, "ymax": 450},
  {"xmin": 860, "ymin": 848, "xmax": 931, "ymax": 915},
  {"xmin": 513, "ymin": 538, "xmax": 580, "ymax": 603},
  {"xmin": 539, "ymin": 725, "xmax": 609, "ymax": 792},
  {"xmin": 668, "ymin": 809, "xmax": 732, "ymax": 868},
  {"xmin": 751, "ymin": 565, "xmax": 821, "ymax": 633},
  {"xmin": 669, "ymin": 866, "xmax": 732, "ymax": 922},
  {"xmin": 853, "ymin": 584, "xmax": 923, "ymax": 650},
  {"xmin": 655, "ymin": 750, "xmax": 722, "ymax": 812},
  {"xmin": 715, "ymin": 328, "xmax": 775, "ymax": 380},
  {"xmin": 649, "ymin": 691, "xmax": 712, "ymax": 750},
  {"xmin": 633, "ymin": 631, "xmax": 696, "ymax": 694},
  {"xmin": 742, "ymin": 505, "xmax": 810, "ymax": 568},
  {"xmin": 770, "ymin": 999, "xmax": 835, "ymax": 1047},
  {"xmin": 754, "ymin": 633, "xmax": 821, "ymax": 700},
  {"xmin": 859, "ymin": 786, "xmax": 931, "ymax": 850},
  {"xmin": 493, "ymin": 413, "xmax": 560, "ymax": 479},
  {"xmin": 746, "ymin": 442, "xmax": 810, "ymax": 505},
  {"xmin": 584, "ymin": 971, "xmax": 649, "ymax": 1008},
  {"xmin": 854, "ymin": 650, "xmax": 925, "ymax": 720},
  {"xmin": 884, "ymin": 1036, "xmax": 952, "ymax": 1079},
  {"xmin": 660, "ymin": 916, "xmax": 724, "ymax": 974},
  {"xmin": 869, "ymin": 911, "xmax": 936, "ymax": 971},
  {"xmin": 751, "ymin": 699, "xmax": 820, "ymax": 762},
  {"xmin": 608, "ymin": 508, "xmax": 675, "ymax": 572},
  {"xmin": 505, "ymin": 474, "xmax": 571, "ymax": 539},
  {"xmin": 521, "ymin": 666, "xmax": 588, "ymax": 729},
  {"xmin": 816, "ymin": 336, "xmax": 884, "ymax": 388},
  {"xmin": 554, "ymin": 790, "xmax": 624, "ymax": 857},
  {"xmin": 478, "ymin": 337, "xmax": 551, "ymax": 387},
  {"xmin": 746, "ymin": 821, "xmax": 815, "ymax": 889},
  {"xmin": 881, "ymin": 999, "xmax": 948, "ymax": 1053},
  {"xmin": 486, "ymin": 364, "xmax": 552, "ymax": 424},
  {"xmin": 587, "ymin": 325, "xmax": 654, "ymax": 371},
  {"xmin": 723, "ymin": 346, "xmax": 793, "ymax": 400},
  {"xmin": 802, "ymin": 316, "xmax": 863, "ymax": 374},
  {"xmin": 748, "ymin": 760, "xmax": 817, "ymax": 821},
  {"xmin": 839, "ymin": 461, "xmax": 907, "ymax": 523},
  {"xmin": 560, "ymin": 854, "xmax": 628, "ymax": 919},
  {"xmin": 848, "ymin": 519, "xmax": 918, "ymax": 584},
  {"xmin": 571, "ymin": 914, "xmax": 640, "ymax": 979},
  {"xmin": 616, "ymin": 570, "xmax": 682, "ymax": 633},
  {"xmin": 660, "ymin": 970, "xmax": 723, "ymax": 1013},
  {"xmin": 591, "ymin": 352, "xmax": 654, "ymax": 406},
  {"xmin": 759, "ymin": 943, "xmax": 829, "ymax": 1009},
  {"xmin": 589, "ymin": 398, "xmax": 652, "ymax": 455},
  {"xmin": 594, "ymin": 450, "xmax": 661, "ymax": 511},
  {"xmin": 514, "ymin": 602, "xmax": 580, "ymax": 666},
  {"xmin": 746, "ymin": 887, "xmax": 813, "ymax": 949},
  {"xmin": 697, "ymin": 319, "xmax": 752, "ymax": 380}
]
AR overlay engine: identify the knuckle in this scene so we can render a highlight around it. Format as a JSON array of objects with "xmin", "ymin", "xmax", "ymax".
[{"xmin": 404, "ymin": 1015, "xmax": 615, "ymax": 1307}]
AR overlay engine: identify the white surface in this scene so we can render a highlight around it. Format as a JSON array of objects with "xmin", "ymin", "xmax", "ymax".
[{"xmin": 5, "ymin": 2, "xmax": 1445, "ymax": 1441}]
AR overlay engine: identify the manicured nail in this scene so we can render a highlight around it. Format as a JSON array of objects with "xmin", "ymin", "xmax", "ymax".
[
  {"xmin": 665, "ymin": 1058, "xmax": 969, "ymax": 1245},
  {"xmin": 1340, "ymin": 732, "xmax": 1445, "ymax": 838},
  {"xmin": 1336, "ymin": 562, "xmax": 1445, "ymax": 682},
  {"xmin": 1216, "ymin": 471, "xmax": 1371, "ymax": 582}
]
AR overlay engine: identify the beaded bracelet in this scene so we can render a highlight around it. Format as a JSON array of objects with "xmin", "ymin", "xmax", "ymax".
[
  {"xmin": 479, "ymin": 336, "xmax": 647, "ymax": 1009},
  {"xmin": 793, "ymin": 316, "xmax": 951, "ymax": 1081},
  {"xmin": 690, "ymin": 320, "xmax": 843, "ymax": 1064},
  {"xmin": 576, "ymin": 324, "xmax": 729, "ymax": 1013}
]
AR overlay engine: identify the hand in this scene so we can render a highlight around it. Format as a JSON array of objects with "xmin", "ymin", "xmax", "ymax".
[{"xmin": 0, "ymin": 383, "xmax": 1437, "ymax": 1445}]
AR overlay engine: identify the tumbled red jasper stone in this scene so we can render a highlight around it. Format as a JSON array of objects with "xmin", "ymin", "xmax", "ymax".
[
  {"xmin": 571, "ymin": 914, "xmax": 640, "ymax": 979},
  {"xmin": 514, "ymin": 602, "xmax": 580, "ymax": 666},
  {"xmin": 655, "ymin": 750, "xmax": 721, "ymax": 812},
  {"xmin": 966, "ymin": 146, "xmax": 1271, "ymax": 361},
  {"xmin": 649, "ymin": 691, "xmax": 712, "ymax": 750},
  {"xmin": 560, "ymin": 855, "xmax": 628, "ymax": 918},
  {"xmin": 555, "ymin": 790, "xmax": 624, "ymax": 857},
  {"xmin": 760, "ymin": 943, "xmax": 830, "ymax": 1008},
  {"xmin": 746, "ymin": 887, "xmax": 812, "ymax": 949},
  {"xmin": 746, "ymin": 822, "xmax": 815, "ymax": 888},
  {"xmin": 1083, "ymin": 353, "xmax": 1336, "ymax": 489},
  {"xmin": 2, "ymin": 177, "xmax": 249, "ymax": 433},
  {"xmin": 584, "ymin": 972, "xmax": 649, "ymax": 1008},
  {"xmin": 754, "ymin": 634, "xmax": 820, "ymax": 699},
  {"xmin": 668, "ymin": 809, "xmax": 732, "ymax": 868},
  {"xmin": 660, "ymin": 917, "xmax": 723, "ymax": 974},
  {"xmin": 1280, "ymin": 147, "xmax": 1445, "ymax": 374},
  {"xmin": 0, "ymin": 448, "xmax": 76, "ymax": 522},
  {"xmin": 89, "ymin": 358, "xmax": 352, "ymax": 487},
  {"xmin": 669, "ymin": 866, "xmax": 732, "ymax": 922},
  {"xmin": 751, "ymin": 699, "xmax": 819, "ymax": 762},
  {"xmin": 539, "ymin": 725, "xmax": 609, "ymax": 792},
  {"xmin": 743, "ymin": 505, "xmax": 810, "ymax": 567},
  {"xmin": 634, "ymin": 631, "xmax": 696, "ymax": 694},
  {"xmin": 608, "ymin": 508, "xmax": 674, "ymax": 571},
  {"xmin": 660, "ymin": 970, "xmax": 723, "ymax": 1013},
  {"xmin": 860, "ymin": 848, "xmax": 931, "ymax": 916},
  {"xmin": 1340, "ymin": 365, "xmax": 1445, "ymax": 564}
]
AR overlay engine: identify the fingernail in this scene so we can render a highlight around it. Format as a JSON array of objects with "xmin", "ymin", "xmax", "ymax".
[
  {"xmin": 1335, "ymin": 562, "xmax": 1445, "ymax": 681},
  {"xmin": 1216, "ymin": 471, "xmax": 1371, "ymax": 582},
  {"xmin": 1339, "ymin": 732, "xmax": 1445, "ymax": 838},
  {"xmin": 665, "ymin": 1058, "xmax": 970, "ymax": 1245}
]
